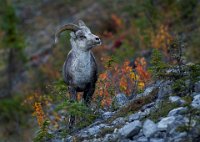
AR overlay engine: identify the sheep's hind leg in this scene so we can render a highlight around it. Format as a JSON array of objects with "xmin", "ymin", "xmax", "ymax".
[
  {"xmin": 83, "ymin": 84, "xmax": 95, "ymax": 106},
  {"xmin": 68, "ymin": 86, "xmax": 77, "ymax": 129}
]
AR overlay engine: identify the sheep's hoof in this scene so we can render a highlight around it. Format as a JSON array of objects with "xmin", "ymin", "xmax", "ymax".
[{"xmin": 68, "ymin": 115, "xmax": 75, "ymax": 129}]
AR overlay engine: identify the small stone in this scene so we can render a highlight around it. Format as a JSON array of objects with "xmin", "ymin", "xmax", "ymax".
[
  {"xmin": 169, "ymin": 96, "xmax": 185, "ymax": 105},
  {"xmin": 157, "ymin": 81, "xmax": 172, "ymax": 99},
  {"xmin": 143, "ymin": 119, "xmax": 157, "ymax": 137},
  {"xmin": 191, "ymin": 92, "xmax": 199, "ymax": 97},
  {"xmin": 150, "ymin": 138, "xmax": 164, "ymax": 142},
  {"xmin": 87, "ymin": 126, "xmax": 101, "ymax": 136},
  {"xmin": 191, "ymin": 94, "xmax": 200, "ymax": 109},
  {"xmin": 113, "ymin": 93, "xmax": 128, "ymax": 107},
  {"xmin": 87, "ymin": 124, "xmax": 108, "ymax": 136},
  {"xmin": 102, "ymin": 111, "xmax": 114, "ymax": 119},
  {"xmin": 112, "ymin": 117, "xmax": 125, "ymax": 125},
  {"xmin": 168, "ymin": 107, "xmax": 188, "ymax": 116},
  {"xmin": 157, "ymin": 116, "xmax": 176, "ymax": 130},
  {"xmin": 103, "ymin": 133, "xmax": 118, "ymax": 142},
  {"xmin": 169, "ymin": 132, "xmax": 187, "ymax": 142},
  {"xmin": 118, "ymin": 120, "xmax": 142, "ymax": 138},
  {"xmin": 128, "ymin": 111, "xmax": 146, "ymax": 122},
  {"xmin": 143, "ymin": 87, "xmax": 156, "ymax": 96},
  {"xmin": 136, "ymin": 137, "xmax": 148, "ymax": 142}
]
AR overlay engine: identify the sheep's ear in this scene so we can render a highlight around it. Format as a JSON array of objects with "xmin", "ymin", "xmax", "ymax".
[{"xmin": 78, "ymin": 20, "xmax": 86, "ymax": 27}]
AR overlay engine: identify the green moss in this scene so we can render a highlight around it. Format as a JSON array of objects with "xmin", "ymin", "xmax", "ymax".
[
  {"xmin": 176, "ymin": 125, "xmax": 189, "ymax": 132},
  {"xmin": 182, "ymin": 95, "xmax": 193, "ymax": 105}
]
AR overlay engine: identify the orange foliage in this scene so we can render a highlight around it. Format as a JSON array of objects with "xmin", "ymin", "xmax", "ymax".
[
  {"xmin": 33, "ymin": 102, "xmax": 46, "ymax": 128},
  {"xmin": 135, "ymin": 57, "xmax": 151, "ymax": 85},
  {"xmin": 23, "ymin": 90, "xmax": 52, "ymax": 107},
  {"xmin": 151, "ymin": 25, "xmax": 173, "ymax": 54},
  {"xmin": 111, "ymin": 14, "xmax": 123, "ymax": 29},
  {"xmin": 94, "ymin": 57, "xmax": 151, "ymax": 108}
]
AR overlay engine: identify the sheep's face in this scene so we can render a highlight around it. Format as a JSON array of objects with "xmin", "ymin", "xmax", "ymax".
[{"xmin": 71, "ymin": 21, "xmax": 101, "ymax": 51}]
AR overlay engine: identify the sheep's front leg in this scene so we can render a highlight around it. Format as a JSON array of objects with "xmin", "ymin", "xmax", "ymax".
[
  {"xmin": 68, "ymin": 86, "xmax": 77, "ymax": 102},
  {"xmin": 83, "ymin": 84, "xmax": 95, "ymax": 106},
  {"xmin": 68, "ymin": 86, "xmax": 77, "ymax": 129}
]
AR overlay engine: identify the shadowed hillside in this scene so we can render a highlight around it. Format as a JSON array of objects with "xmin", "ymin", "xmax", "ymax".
[{"xmin": 0, "ymin": 0, "xmax": 200, "ymax": 141}]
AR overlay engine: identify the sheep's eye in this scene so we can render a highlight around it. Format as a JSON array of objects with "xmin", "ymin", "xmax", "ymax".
[{"xmin": 79, "ymin": 35, "xmax": 86, "ymax": 39}]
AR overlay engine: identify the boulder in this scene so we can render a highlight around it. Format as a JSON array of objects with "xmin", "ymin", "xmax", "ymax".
[
  {"xmin": 169, "ymin": 96, "xmax": 185, "ymax": 105},
  {"xmin": 102, "ymin": 111, "xmax": 114, "ymax": 119},
  {"xmin": 111, "ymin": 117, "xmax": 125, "ymax": 126},
  {"xmin": 113, "ymin": 93, "xmax": 128, "ymax": 108},
  {"xmin": 143, "ymin": 87, "xmax": 156, "ymax": 97},
  {"xmin": 157, "ymin": 115, "xmax": 189, "ymax": 131},
  {"xmin": 168, "ymin": 132, "xmax": 187, "ymax": 142},
  {"xmin": 135, "ymin": 137, "xmax": 148, "ymax": 142},
  {"xmin": 157, "ymin": 81, "xmax": 172, "ymax": 99},
  {"xmin": 86, "ymin": 124, "xmax": 109, "ymax": 136},
  {"xmin": 143, "ymin": 119, "xmax": 157, "ymax": 137},
  {"xmin": 191, "ymin": 94, "xmax": 200, "ymax": 109},
  {"xmin": 118, "ymin": 120, "xmax": 142, "ymax": 138},
  {"xmin": 150, "ymin": 138, "xmax": 164, "ymax": 142},
  {"xmin": 103, "ymin": 133, "xmax": 118, "ymax": 142},
  {"xmin": 130, "ymin": 86, "xmax": 158, "ymax": 100},
  {"xmin": 128, "ymin": 111, "xmax": 145, "ymax": 122},
  {"xmin": 168, "ymin": 107, "xmax": 188, "ymax": 116},
  {"xmin": 157, "ymin": 116, "xmax": 176, "ymax": 131}
]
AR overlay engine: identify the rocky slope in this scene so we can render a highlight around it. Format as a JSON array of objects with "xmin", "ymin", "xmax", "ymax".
[{"xmin": 52, "ymin": 80, "xmax": 200, "ymax": 142}]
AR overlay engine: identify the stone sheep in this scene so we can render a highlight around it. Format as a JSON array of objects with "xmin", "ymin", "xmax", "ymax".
[{"xmin": 55, "ymin": 20, "xmax": 101, "ymax": 106}]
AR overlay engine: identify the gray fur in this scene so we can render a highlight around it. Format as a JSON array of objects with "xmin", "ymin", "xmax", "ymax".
[{"xmin": 56, "ymin": 20, "xmax": 101, "ymax": 105}]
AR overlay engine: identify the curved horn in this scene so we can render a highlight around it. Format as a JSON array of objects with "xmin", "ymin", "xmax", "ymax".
[{"xmin": 55, "ymin": 24, "xmax": 80, "ymax": 44}]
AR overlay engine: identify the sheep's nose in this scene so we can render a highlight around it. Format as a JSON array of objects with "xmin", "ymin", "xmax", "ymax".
[{"xmin": 95, "ymin": 37, "xmax": 100, "ymax": 41}]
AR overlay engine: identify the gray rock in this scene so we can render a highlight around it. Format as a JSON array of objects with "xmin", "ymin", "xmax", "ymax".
[
  {"xmin": 191, "ymin": 94, "xmax": 200, "ymax": 109},
  {"xmin": 150, "ymin": 138, "xmax": 164, "ymax": 142},
  {"xmin": 128, "ymin": 111, "xmax": 145, "ymax": 122},
  {"xmin": 143, "ymin": 86, "xmax": 156, "ymax": 97},
  {"xmin": 113, "ymin": 93, "xmax": 128, "ymax": 107},
  {"xmin": 143, "ymin": 119, "xmax": 157, "ymax": 137},
  {"xmin": 157, "ymin": 115, "xmax": 189, "ymax": 133},
  {"xmin": 136, "ymin": 137, "xmax": 148, "ymax": 142},
  {"xmin": 65, "ymin": 136, "xmax": 73, "ymax": 142},
  {"xmin": 191, "ymin": 92, "xmax": 199, "ymax": 97},
  {"xmin": 112, "ymin": 117, "xmax": 125, "ymax": 126},
  {"xmin": 130, "ymin": 86, "xmax": 158, "ymax": 100},
  {"xmin": 157, "ymin": 81, "xmax": 172, "ymax": 99},
  {"xmin": 103, "ymin": 133, "xmax": 118, "ymax": 142},
  {"xmin": 118, "ymin": 120, "xmax": 142, "ymax": 138},
  {"xmin": 87, "ymin": 124, "xmax": 109, "ymax": 136},
  {"xmin": 153, "ymin": 131, "xmax": 166, "ymax": 138},
  {"xmin": 87, "ymin": 126, "xmax": 101, "ymax": 136},
  {"xmin": 102, "ymin": 111, "xmax": 114, "ymax": 119},
  {"xmin": 168, "ymin": 132, "xmax": 187, "ymax": 142},
  {"xmin": 141, "ymin": 102, "xmax": 155, "ymax": 110},
  {"xmin": 157, "ymin": 116, "xmax": 176, "ymax": 130},
  {"xmin": 195, "ymin": 81, "xmax": 200, "ymax": 93},
  {"xmin": 169, "ymin": 96, "xmax": 185, "ymax": 105},
  {"xmin": 168, "ymin": 107, "xmax": 188, "ymax": 116}
]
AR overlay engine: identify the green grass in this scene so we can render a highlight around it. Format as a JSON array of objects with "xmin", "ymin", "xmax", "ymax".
[
  {"xmin": 107, "ymin": 87, "xmax": 159, "ymax": 123},
  {"xmin": 147, "ymin": 100, "xmax": 179, "ymax": 122}
]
